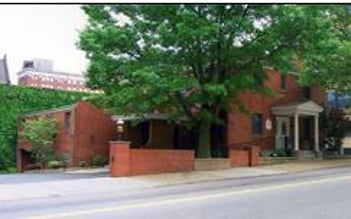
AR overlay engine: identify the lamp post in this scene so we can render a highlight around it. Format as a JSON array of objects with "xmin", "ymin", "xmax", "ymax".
[{"xmin": 116, "ymin": 119, "xmax": 125, "ymax": 141}]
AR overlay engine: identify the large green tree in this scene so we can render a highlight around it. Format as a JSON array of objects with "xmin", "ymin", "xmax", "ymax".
[{"xmin": 79, "ymin": 4, "xmax": 350, "ymax": 157}]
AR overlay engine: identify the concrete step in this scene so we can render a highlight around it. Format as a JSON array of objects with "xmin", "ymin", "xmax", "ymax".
[{"xmin": 296, "ymin": 150, "xmax": 321, "ymax": 160}]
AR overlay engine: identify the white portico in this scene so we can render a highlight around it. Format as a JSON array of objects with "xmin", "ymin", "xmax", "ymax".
[{"xmin": 272, "ymin": 101, "xmax": 324, "ymax": 152}]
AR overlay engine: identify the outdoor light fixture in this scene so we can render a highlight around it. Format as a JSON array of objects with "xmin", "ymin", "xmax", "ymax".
[{"xmin": 116, "ymin": 119, "xmax": 125, "ymax": 140}]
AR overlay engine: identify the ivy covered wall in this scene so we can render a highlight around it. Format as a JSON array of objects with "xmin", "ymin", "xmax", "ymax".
[{"xmin": 0, "ymin": 85, "xmax": 88, "ymax": 172}]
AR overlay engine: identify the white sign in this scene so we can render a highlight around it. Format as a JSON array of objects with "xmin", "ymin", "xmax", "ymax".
[{"xmin": 265, "ymin": 119, "xmax": 272, "ymax": 130}]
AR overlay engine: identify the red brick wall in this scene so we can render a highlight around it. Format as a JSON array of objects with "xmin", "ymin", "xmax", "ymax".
[
  {"xmin": 17, "ymin": 109, "xmax": 74, "ymax": 171},
  {"xmin": 249, "ymin": 146, "xmax": 260, "ymax": 166},
  {"xmin": 74, "ymin": 101, "xmax": 116, "ymax": 166},
  {"xmin": 109, "ymin": 141, "xmax": 194, "ymax": 177},
  {"xmin": 227, "ymin": 68, "xmax": 326, "ymax": 150},
  {"xmin": 229, "ymin": 146, "xmax": 260, "ymax": 167},
  {"xmin": 54, "ymin": 110, "xmax": 75, "ymax": 165},
  {"xmin": 17, "ymin": 101, "xmax": 116, "ymax": 171},
  {"xmin": 229, "ymin": 150, "xmax": 249, "ymax": 167},
  {"xmin": 110, "ymin": 141, "xmax": 131, "ymax": 177}
]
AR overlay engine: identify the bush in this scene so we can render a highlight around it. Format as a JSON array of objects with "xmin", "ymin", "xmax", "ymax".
[
  {"xmin": 91, "ymin": 154, "xmax": 108, "ymax": 167},
  {"xmin": 0, "ymin": 166, "xmax": 17, "ymax": 174},
  {"xmin": 270, "ymin": 148, "xmax": 288, "ymax": 157},
  {"xmin": 6, "ymin": 166, "xmax": 17, "ymax": 173},
  {"xmin": 47, "ymin": 160, "xmax": 65, "ymax": 169},
  {"xmin": 78, "ymin": 161, "xmax": 88, "ymax": 168},
  {"xmin": 21, "ymin": 117, "xmax": 58, "ymax": 167}
]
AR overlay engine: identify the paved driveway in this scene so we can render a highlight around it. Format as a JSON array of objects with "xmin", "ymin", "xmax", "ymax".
[{"xmin": 0, "ymin": 168, "xmax": 109, "ymax": 184}]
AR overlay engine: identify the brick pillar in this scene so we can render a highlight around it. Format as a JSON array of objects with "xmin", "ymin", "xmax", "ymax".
[
  {"xmin": 249, "ymin": 146, "xmax": 260, "ymax": 167},
  {"xmin": 109, "ymin": 141, "xmax": 131, "ymax": 177},
  {"xmin": 17, "ymin": 148, "xmax": 23, "ymax": 173}
]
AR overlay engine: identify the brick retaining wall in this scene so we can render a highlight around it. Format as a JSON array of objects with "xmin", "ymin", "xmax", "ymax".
[
  {"xmin": 229, "ymin": 146, "xmax": 260, "ymax": 167},
  {"xmin": 109, "ymin": 141, "xmax": 194, "ymax": 177}
]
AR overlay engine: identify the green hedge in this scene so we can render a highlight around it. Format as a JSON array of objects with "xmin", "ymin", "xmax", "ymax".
[{"xmin": 0, "ymin": 84, "xmax": 88, "ymax": 172}]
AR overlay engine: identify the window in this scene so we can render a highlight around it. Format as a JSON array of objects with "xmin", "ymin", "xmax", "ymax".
[
  {"xmin": 64, "ymin": 112, "xmax": 71, "ymax": 132},
  {"xmin": 302, "ymin": 86, "xmax": 311, "ymax": 99},
  {"xmin": 251, "ymin": 113, "xmax": 263, "ymax": 135},
  {"xmin": 281, "ymin": 74, "xmax": 286, "ymax": 91}
]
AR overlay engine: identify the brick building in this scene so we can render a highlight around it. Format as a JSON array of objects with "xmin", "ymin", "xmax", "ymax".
[
  {"xmin": 228, "ymin": 67, "xmax": 325, "ymax": 153},
  {"xmin": 17, "ymin": 101, "xmax": 116, "ymax": 172},
  {"xmin": 17, "ymin": 58, "xmax": 97, "ymax": 93},
  {"xmin": 0, "ymin": 54, "xmax": 10, "ymax": 85},
  {"xmin": 114, "ymin": 68, "xmax": 326, "ymax": 156},
  {"xmin": 17, "ymin": 68, "xmax": 326, "ymax": 173}
]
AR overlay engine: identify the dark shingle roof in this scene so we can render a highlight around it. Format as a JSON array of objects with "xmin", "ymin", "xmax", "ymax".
[{"xmin": 0, "ymin": 55, "xmax": 10, "ymax": 85}]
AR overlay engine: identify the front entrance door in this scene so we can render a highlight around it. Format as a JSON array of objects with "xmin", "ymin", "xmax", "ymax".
[{"xmin": 275, "ymin": 117, "xmax": 290, "ymax": 150}]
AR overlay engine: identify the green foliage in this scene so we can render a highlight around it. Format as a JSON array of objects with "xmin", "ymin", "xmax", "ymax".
[
  {"xmin": 0, "ymin": 85, "xmax": 87, "ymax": 172},
  {"xmin": 91, "ymin": 154, "xmax": 108, "ymax": 167},
  {"xmin": 323, "ymin": 109, "xmax": 351, "ymax": 152},
  {"xmin": 78, "ymin": 160, "xmax": 88, "ymax": 168},
  {"xmin": 21, "ymin": 117, "xmax": 58, "ymax": 167},
  {"xmin": 298, "ymin": 6, "xmax": 351, "ymax": 92},
  {"xmin": 0, "ymin": 166, "xmax": 17, "ymax": 174},
  {"xmin": 270, "ymin": 148, "xmax": 288, "ymax": 157},
  {"xmin": 79, "ymin": 5, "xmax": 349, "ymax": 157},
  {"xmin": 47, "ymin": 160, "xmax": 65, "ymax": 169}
]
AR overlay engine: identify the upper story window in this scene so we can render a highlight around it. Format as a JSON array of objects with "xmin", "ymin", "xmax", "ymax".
[
  {"xmin": 64, "ymin": 112, "xmax": 71, "ymax": 133},
  {"xmin": 23, "ymin": 61, "xmax": 34, "ymax": 69},
  {"xmin": 281, "ymin": 74, "xmax": 286, "ymax": 91},
  {"xmin": 302, "ymin": 86, "xmax": 311, "ymax": 99},
  {"xmin": 251, "ymin": 113, "xmax": 263, "ymax": 135}
]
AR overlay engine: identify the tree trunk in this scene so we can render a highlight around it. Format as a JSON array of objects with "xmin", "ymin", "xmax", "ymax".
[{"xmin": 197, "ymin": 120, "xmax": 211, "ymax": 158}]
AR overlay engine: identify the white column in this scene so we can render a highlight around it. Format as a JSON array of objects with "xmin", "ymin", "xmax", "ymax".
[
  {"xmin": 294, "ymin": 113, "xmax": 299, "ymax": 151},
  {"xmin": 314, "ymin": 115, "xmax": 319, "ymax": 152}
]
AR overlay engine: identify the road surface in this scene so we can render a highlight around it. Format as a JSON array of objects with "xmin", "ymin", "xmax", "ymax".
[{"xmin": 2, "ymin": 167, "xmax": 351, "ymax": 219}]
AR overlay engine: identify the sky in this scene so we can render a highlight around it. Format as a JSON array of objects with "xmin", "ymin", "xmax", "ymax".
[{"xmin": 0, "ymin": 5, "xmax": 88, "ymax": 84}]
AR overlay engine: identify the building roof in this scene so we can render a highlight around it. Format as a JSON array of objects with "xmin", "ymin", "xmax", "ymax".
[
  {"xmin": 272, "ymin": 101, "xmax": 323, "ymax": 116},
  {"xmin": 0, "ymin": 55, "xmax": 10, "ymax": 85},
  {"xmin": 111, "ymin": 113, "xmax": 169, "ymax": 121},
  {"xmin": 23, "ymin": 104, "xmax": 75, "ymax": 117},
  {"xmin": 111, "ymin": 113, "xmax": 189, "ymax": 122}
]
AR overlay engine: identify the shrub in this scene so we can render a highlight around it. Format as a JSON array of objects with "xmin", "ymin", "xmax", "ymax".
[
  {"xmin": 270, "ymin": 148, "xmax": 288, "ymax": 157},
  {"xmin": 6, "ymin": 167, "xmax": 17, "ymax": 173},
  {"xmin": 21, "ymin": 117, "xmax": 58, "ymax": 168},
  {"xmin": 0, "ymin": 166, "xmax": 17, "ymax": 174},
  {"xmin": 78, "ymin": 161, "xmax": 88, "ymax": 168},
  {"xmin": 91, "ymin": 154, "xmax": 108, "ymax": 167},
  {"xmin": 47, "ymin": 160, "xmax": 65, "ymax": 169}
]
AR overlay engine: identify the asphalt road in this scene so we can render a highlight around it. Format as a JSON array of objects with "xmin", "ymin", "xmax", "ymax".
[{"xmin": 2, "ymin": 167, "xmax": 351, "ymax": 219}]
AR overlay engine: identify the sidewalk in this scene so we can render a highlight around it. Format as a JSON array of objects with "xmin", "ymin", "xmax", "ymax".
[
  {"xmin": 132, "ymin": 159, "xmax": 351, "ymax": 186},
  {"xmin": 0, "ymin": 167, "xmax": 285, "ymax": 202},
  {"xmin": 1, "ymin": 159, "xmax": 351, "ymax": 202},
  {"xmin": 260, "ymin": 159, "xmax": 351, "ymax": 172}
]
